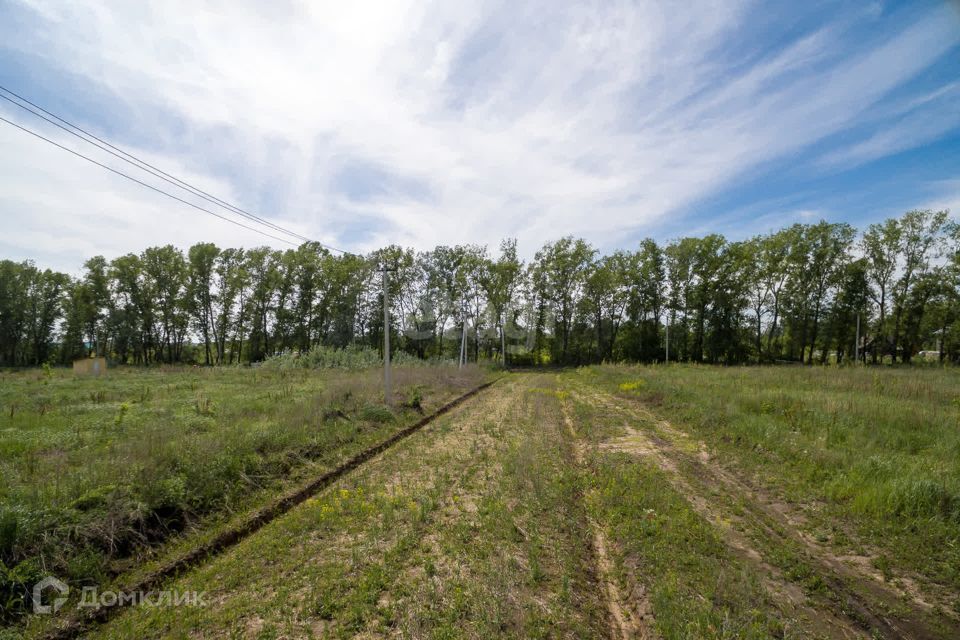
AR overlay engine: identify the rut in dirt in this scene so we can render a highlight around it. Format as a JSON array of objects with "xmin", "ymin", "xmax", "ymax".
[
  {"xmin": 560, "ymin": 397, "xmax": 657, "ymax": 640},
  {"xmin": 574, "ymin": 384, "xmax": 959, "ymax": 640}
]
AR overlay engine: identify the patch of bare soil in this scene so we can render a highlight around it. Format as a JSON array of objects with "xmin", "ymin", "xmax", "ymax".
[
  {"xmin": 589, "ymin": 403, "xmax": 859, "ymax": 639},
  {"xmin": 292, "ymin": 380, "xmax": 520, "ymax": 639},
  {"xmin": 578, "ymin": 386, "xmax": 958, "ymax": 640},
  {"xmin": 399, "ymin": 381, "xmax": 516, "ymax": 575},
  {"xmin": 561, "ymin": 401, "xmax": 657, "ymax": 640}
]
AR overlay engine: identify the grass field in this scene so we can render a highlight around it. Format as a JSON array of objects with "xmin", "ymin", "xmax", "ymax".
[
  {"xmin": 0, "ymin": 364, "xmax": 488, "ymax": 627},
  {"xmin": 582, "ymin": 365, "xmax": 960, "ymax": 600},
  {"xmin": 6, "ymin": 365, "xmax": 960, "ymax": 639},
  {"xmin": 568, "ymin": 365, "xmax": 960, "ymax": 638}
]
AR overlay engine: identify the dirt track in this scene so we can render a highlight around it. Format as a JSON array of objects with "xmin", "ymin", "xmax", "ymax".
[
  {"xmin": 568, "ymin": 381, "xmax": 959, "ymax": 640},
  {"xmin": 36, "ymin": 372, "xmax": 960, "ymax": 639}
]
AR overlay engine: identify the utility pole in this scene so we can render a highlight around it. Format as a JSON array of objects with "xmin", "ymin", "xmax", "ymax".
[
  {"xmin": 665, "ymin": 319, "xmax": 669, "ymax": 364},
  {"xmin": 382, "ymin": 264, "xmax": 393, "ymax": 406},
  {"xmin": 502, "ymin": 307, "xmax": 509, "ymax": 369},
  {"xmin": 855, "ymin": 313, "xmax": 860, "ymax": 365},
  {"xmin": 459, "ymin": 300, "xmax": 467, "ymax": 368}
]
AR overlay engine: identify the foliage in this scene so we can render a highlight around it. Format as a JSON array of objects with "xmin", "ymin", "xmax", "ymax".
[
  {"xmin": 1, "ymin": 208, "xmax": 957, "ymax": 368},
  {"xmin": 262, "ymin": 345, "xmax": 422, "ymax": 370}
]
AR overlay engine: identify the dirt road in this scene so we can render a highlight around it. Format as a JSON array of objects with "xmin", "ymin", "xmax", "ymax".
[{"xmin": 42, "ymin": 372, "xmax": 958, "ymax": 640}]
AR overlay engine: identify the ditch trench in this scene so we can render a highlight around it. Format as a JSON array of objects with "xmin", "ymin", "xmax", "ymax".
[{"xmin": 36, "ymin": 377, "xmax": 503, "ymax": 640}]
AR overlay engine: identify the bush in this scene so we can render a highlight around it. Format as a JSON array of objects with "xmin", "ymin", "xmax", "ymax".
[
  {"xmin": 359, "ymin": 404, "xmax": 395, "ymax": 424},
  {"xmin": 263, "ymin": 346, "xmax": 380, "ymax": 370},
  {"xmin": 263, "ymin": 345, "xmax": 427, "ymax": 371},
  {"xmin": 0, "ymin": 557, "xmax": 44, "ymax": 624},
  {"xmin": 405, "ymin": 388, "xmax": 424, "ymax": 411}
]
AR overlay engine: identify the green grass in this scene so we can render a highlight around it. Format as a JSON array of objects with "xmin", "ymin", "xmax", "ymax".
[
  {"xmin": 585, "ymin": 453, "xmax": 785, "ymax": 638},
  {"xmin": 75, "ymin": 375, "xmax": 607, "ymax": 639},
  {"xmin": 9, "ymin": 364, "xmax": 960, "ymax": 638},
  {"xmin": 579, "ymin": 364, "xmax": 960, "ymax": 610},
  {"xmin": 563, "ymin": 384, "xmax": 803, "ymax": 639},
  {"xmin": 0, "ymin": 363, "xmax": 487, "ymax": 626}
]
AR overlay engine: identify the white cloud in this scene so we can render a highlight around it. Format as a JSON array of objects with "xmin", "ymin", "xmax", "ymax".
[
  {"xmin": 1, "ymin": 0, "xmax": 958, "ymax": 268},
  {"xmin": 920, "ymin": 179, "xmax": 960, "ymax": 219},
  {"xmin": 818, "ymin": 82, "xmax": 960, "ymax": 169},
  {"xmin": 0, "ymin": 112, "xmax": 315, "ymax": 273}
]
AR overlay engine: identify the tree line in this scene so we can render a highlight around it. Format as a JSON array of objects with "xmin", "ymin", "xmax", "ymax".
[{"xmin": 1, "ymin": 209, "xmax": 956, "ymax": 368}]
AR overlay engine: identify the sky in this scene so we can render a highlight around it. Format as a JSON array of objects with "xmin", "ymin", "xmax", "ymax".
[{"xmin": 0, "ymin": 0, "xmax": 958, "ymax": 272}]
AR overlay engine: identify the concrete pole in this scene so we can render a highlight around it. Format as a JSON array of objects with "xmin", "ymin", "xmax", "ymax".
[
  {"xmin": 855, "ymin": 313, "xmax": 860, "ymax": 365},
  {"xmin": 383, "ymin": 266, "xmax": 391, "ymax": 406},
  {"xmin": 459, "ymin": 307, "xmax": 467, "ymax": 368},
  {"xmin": 665, "ymin": 319, "xmax": 669, "ymax": 364},
  {"xmin": 501, "ymin": 324, "xmax": 506, "ymax": 368}
]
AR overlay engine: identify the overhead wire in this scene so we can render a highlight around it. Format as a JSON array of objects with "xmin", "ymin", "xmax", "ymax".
[
  {"xmin": 0, "ymin": 85, "xmax": 352, "ymax": 254},
  {"xmin": 0, "ymin": 114, "xmax": 301, "ymax": 246}
]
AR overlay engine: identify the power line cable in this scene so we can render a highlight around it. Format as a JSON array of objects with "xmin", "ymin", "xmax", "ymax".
[
  {"xmin": 0, "ymin": 84, "xmax": 351, "ymax": 254},
  {"xmin": 0, "ymin": 87, "xmax": 313, "ymax": 245},
  {"xmin": 0, "ymin": 114, "xmax": 302, "ymax": 246}
]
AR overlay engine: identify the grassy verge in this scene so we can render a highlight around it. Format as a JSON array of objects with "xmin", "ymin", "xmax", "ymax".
[
  {"xmin": 0, "ymin": 364, "xmax": 487, "ymax": 629},
  {"xmin": 576, "ymin": 364, "xmax": 960, "ymax": 619},
  {"xmin": 564, "ymin": 380, "xmax": 815, "ymax": 639},
  {"xmin": 69, "ymin": 375, "xmax": 607, "ymax": 639}
]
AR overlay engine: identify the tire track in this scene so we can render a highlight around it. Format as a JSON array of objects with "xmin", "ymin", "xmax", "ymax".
[
  {"xmin": 559, "ymin": 394, "xmax": 657, "ymax": 640},
  {"xmin": 572, "ymin": 383, "xmax": 956, "ymax": 640}
]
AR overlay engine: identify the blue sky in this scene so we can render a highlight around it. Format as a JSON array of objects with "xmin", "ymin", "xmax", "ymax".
[{"xmin": 0, "ymin": 0, "xmax": 958, "ymax": 271}]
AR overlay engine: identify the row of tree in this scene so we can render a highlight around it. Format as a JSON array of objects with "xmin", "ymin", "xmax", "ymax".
[{"xmin": 1, "ymin": 209, "xmax": 956, "ymax": 368}]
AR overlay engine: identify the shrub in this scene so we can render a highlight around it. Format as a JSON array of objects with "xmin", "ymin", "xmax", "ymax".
[
  {"xmin": 359, "ymin": 404, "xmax": 394, "ymax": 424},
  {"xmin": 618, "ymin": 380, "xmax": 645, "ymax": 392},
  {"xmin": 263, "ymin": 345, "xmax": 430, "ymax": 371},
  {"xmin": 70, "ymin": 485, "xmax": 118, "ymax": 512},
  {"xmin": 404, "ymin": 388, "xmax": 424, "ymax": 411}
]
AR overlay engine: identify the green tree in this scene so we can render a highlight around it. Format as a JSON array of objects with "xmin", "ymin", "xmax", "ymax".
[
  {"xmin": 760, "ymin": 227, "xmax": 796, "ymax": 360},
  {"xmin": 109, "ymin": 254, "xmax": 147, "ymax": 363},
  {"xmin": 60, "ymin": 279, "xmax": 91, "ymax": 363},
  {"xmin": 582, "ymin": 251, "xmax": 631, "ymax": 362},
  {"xmin": 244, "ymin": 247, "xmax": 281, "ymax": 362},
  {"xmin": 213, "ymin": 248, "xmax": 244, "ymax": 364},
  {"xmin": 0, "ymin": 261, "xmax": 31, "ymax": 365},
  {"xmin": 532, "ymin": 237, "xmax": 595, "ymax": 364},
  {"xmin": 479, "ymin": 239, "xmax": 522, "ymax": 364},
  {"xmin": 624, "ymin": 239, "xmax": 665, "ymax": 361},
  {"xmin": 187, "ymin": 243, "xmax": 220, "ymax": 365},
  {"xmin": 24, "ymin": 267, "xmax": 70, "ymax": 365},
  {"xmin": 803, "ymin": 222, "xmax": 855, "ymax": 364},
  {"xmin": 891, "ymin": 210, "xmax": 947, "ymax": 362},
  {"xmin": 142, "ymin": 245, "xmax": 188, "ymax": 363},
  {"xmin": 81, "ymin": 256, "xmax": 110, "ymax": 357},
  {"xmin": 741, "ymin": 237, "xmax": 770, "ymax": 362},
  {"xmin": 861, "ymin": 218, "xmax": 900, "ymax": 363},
  {"xmin": 664, "ymin": 239, "xmax": 697, "ymax": 361}
]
